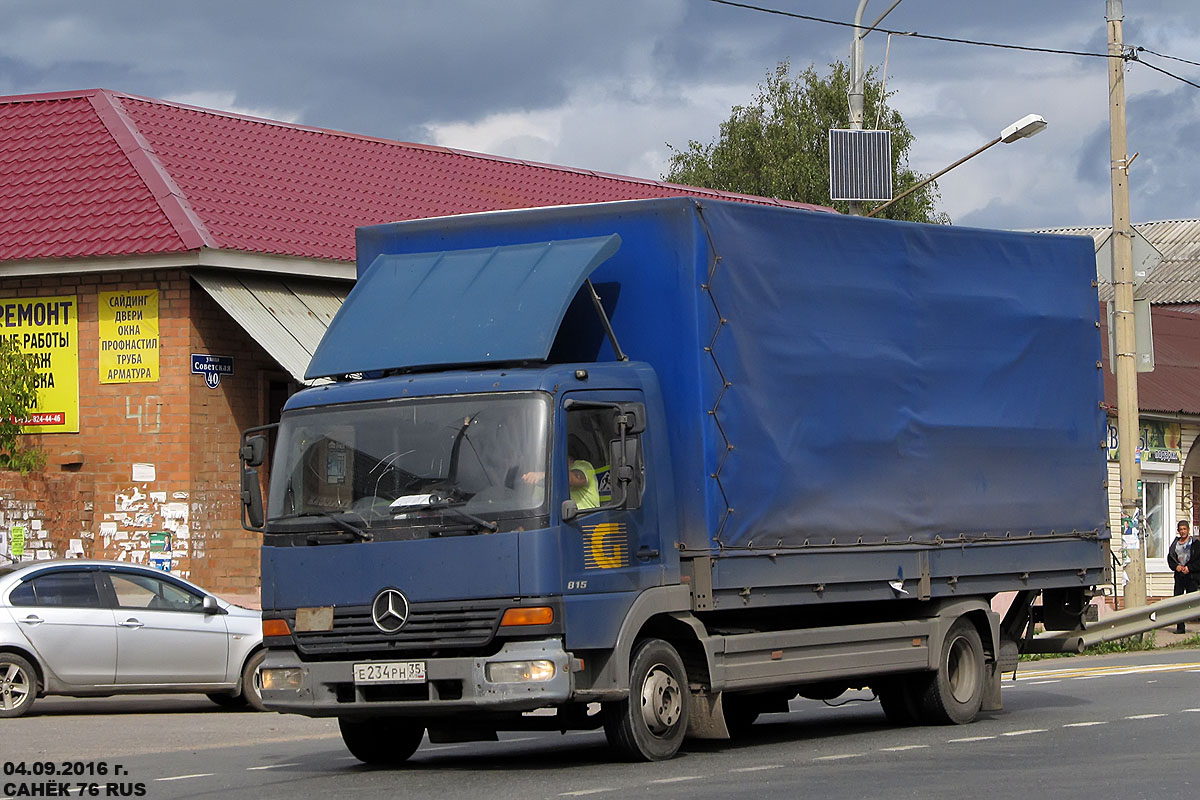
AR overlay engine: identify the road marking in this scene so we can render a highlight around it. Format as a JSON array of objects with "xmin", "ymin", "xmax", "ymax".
[
  {"xmin": 246, "ymin": 763, "xmax": 300, "ymax": 771},
  {"xmin": 1126, "ymin": 713, "xmax": 1166, "ymax": 720},
  {"xmin": 1063, "ymin": 721, "xmax": 1108, "ymax": 727},
  {"xmin": 1183, "ymin": 708, "xmax": 1200, "ymax": 713},
  {"xmin": 503, "ymin": 737, "xmax": 537, "ymax": 743},
  {"xmin": 650, "ymin": 776, "xmax": 703, "ymax": 784},
  {"xmin": 880, "ymin": 745, "xmax": 929, "ymax": 752},
  {"xmin": 949, "ymin": 736, "xmax": 995, "ymax": 743},
  {"xmin": 154, "ymin": 774, "xmax": 215, "ymax": 782},
  {"xmin": 1001, "ymin": 729, "xmax": 1046, "ymax": 737},
  {"xmin": 559, "ymin": 790, "xmax": 614, "ymax": 797},
  {"xmin": 813, "ymin": 753, "xmax": 862, "ymax": 761},
  {"xmin": 730, "ymin": 765, "xmax": 783, "ymax": 773},
  {"xmin": 1014, "ymin": 661, "xmax": 1200, "ymax": 681},
  {"xmin": 1028, "ymin": 680, "xmax": 1061, "ymax": 685}
]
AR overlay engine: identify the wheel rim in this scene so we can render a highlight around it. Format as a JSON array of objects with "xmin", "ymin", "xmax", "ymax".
[
  {"xmin": 947, "ymin": 635, "xmax": 981, "ymax": 704},
  {"xmin": 639, "ymin": 663, "xmax": 682, "ymax": 736},
  {"xmin": 1, "ymin": 662, "xmax": 32, "ymax": 712}
]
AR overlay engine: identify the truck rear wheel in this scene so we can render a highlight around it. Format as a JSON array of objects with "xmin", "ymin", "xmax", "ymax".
[
  {"xmin": 921, "ymin": 617, "xmax": 985, "ymax": 724},
  {"xmin": 338, "ymin": 717, "xmax": 425, "ymax": 765},
  {"xmin": 603, "ymin": 638, "xmax": 688, "ymax": 761}
]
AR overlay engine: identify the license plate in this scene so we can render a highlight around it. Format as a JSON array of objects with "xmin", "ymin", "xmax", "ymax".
[{"xmin": 353, "ymin": 661, "xmax": 427, "ymax": 684}]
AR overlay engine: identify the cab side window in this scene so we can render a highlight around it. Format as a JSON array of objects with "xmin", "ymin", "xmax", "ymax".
[
  {"xmin": 566, "ymin": 406, "xmax": 643, "ymax": 510},
  {"xmin": 108, "ymin": 572, "xmax": 204, "ymax": 612},
  {"xmin": 8, "ymin": 571, "xmax": 102, "ymax": 608}
]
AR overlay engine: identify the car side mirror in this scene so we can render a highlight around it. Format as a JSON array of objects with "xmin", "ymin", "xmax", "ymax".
[
  {"xmin": 561, "ymin": 499, "xmax": 579, "ymax": 522},
  {"xmin": 202, "ymin": 595, "xmax": 222, "ymax": 615}
]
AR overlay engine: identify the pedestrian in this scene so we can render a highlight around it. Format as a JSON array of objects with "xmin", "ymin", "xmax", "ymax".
[{"xmin": 1167, "ymin": 519, "xmax": 1198, "ymax": 634}]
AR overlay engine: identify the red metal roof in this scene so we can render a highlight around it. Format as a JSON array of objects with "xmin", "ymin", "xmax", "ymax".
[
  {"xmin": 1100, "ymin": 305, "xmax": 1200, "ymax": 415},
  {"xmin": 0, "ymin": 88, "xmax": 830, "ymax": 264}
]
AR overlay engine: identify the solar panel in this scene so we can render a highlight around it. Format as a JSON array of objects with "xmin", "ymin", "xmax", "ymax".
[{"xmin": 828, "ymin": 129, "xmax": 893, "ymax": 202}]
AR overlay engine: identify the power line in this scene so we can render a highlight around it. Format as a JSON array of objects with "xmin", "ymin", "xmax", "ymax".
[
  {"xmin": 706, "ymin": 0, "xmax": 1114, "ymax": 59},
  {"xmin": 1136, "ymin": 47, "xmax": 1200, "ymax": 69},
  {"xmin": 706, "ymin": 0, "xmax": 1200, "ymax": 92},
  {"xmin": 1131, "ymin": 52, "xmax": 1200, "ymax": 90}
]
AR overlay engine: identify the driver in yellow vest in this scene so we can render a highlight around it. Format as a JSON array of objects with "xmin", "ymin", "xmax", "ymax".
[{"xmin": 522, "ymin": 449, "xmax": 600, "ymax": 510}]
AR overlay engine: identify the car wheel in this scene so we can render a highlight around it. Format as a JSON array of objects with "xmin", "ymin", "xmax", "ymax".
[
  {"xmin": 0, "ymin": 653, "xmax": 37, "ymax": 719},
  {"xmin": 602, "ymin": 638, "xmax": 689, "ymax": 761},
  {"xmin": 240, "ymin": 650, "xmax": 266, "ymax": 712},
  {"xmin": 339, "ymin": 717, "xmax": 425, "ymax": 765}
]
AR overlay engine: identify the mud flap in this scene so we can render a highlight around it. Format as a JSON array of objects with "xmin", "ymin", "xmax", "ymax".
[
  {"xmin": 685, "ymin": 689, "xmax": 730, "ymax": 739},
  {"xmin": 981, "ymin": 658, "xmax": 1003, "ymax": 712}
]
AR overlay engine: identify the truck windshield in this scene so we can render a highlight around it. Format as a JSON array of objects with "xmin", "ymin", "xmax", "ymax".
[{"xmin": 267, "ymin": 392, "xmax": 550, "ymax": 532}]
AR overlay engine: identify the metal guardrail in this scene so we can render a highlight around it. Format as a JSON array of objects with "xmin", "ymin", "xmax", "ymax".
[{"xmin": 1027, "ymin": 591, "xmax": 1200, "ymax": 654}]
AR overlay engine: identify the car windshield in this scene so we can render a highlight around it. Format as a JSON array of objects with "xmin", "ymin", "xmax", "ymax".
[{"xmin": 267, "ymin": 392, "xmax": 550, "ymax": 531}]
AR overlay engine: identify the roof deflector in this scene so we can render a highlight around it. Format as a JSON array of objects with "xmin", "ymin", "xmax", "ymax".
[{"xmin": 304, "ymin": 234, "xmax": 622, "ymax": 379}]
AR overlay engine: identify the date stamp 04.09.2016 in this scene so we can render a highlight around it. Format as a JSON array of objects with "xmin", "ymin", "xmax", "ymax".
[{"xmin": 3, "ymin": 762, "xmax": 146, "ymax": 797}]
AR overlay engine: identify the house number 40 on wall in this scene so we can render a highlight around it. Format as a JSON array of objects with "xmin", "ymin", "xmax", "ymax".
[{"xmin": 126, "ymin": 396, "xmax": 161, "ymax": 434}]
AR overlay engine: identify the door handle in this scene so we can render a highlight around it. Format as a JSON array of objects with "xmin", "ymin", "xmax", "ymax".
[
  {"xmin": 119, "ymin": 619, "xmax": 144, "ymax": 629},
  {"xmin": 19, "ymin": 615, "xmax": 44, "ymax": 626},
  {"xmin": 637, "ymin": 546, "xmax": 661, "ymax": 562}
]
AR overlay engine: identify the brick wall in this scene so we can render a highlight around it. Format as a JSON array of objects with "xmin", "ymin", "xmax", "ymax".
[{"xmin": 0, "ymin": 269, "xmax": 275, "ymax": 595}]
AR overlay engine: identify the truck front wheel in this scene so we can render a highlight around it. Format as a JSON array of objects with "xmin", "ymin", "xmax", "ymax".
[
  {"xmin": 603, "ymin": 638, "xmax": 688, "ymax": 761},
  {"xmin": 338, "ymin": 717, "xmax": 425, "ymax": 765},
  {"xmin": 922, "ymin": 617, "xmax": 985, "ymax": 724}
]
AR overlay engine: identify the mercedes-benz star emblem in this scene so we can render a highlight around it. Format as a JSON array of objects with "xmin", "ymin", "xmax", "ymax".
[{"xmin": 371, "ymin": 588, "xmax": 410, "ymax": 634}]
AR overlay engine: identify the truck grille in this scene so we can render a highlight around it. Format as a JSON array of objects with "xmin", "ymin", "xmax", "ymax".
[{"xmin": 290, "ymin": 599, "xmax": 506, "ymax": 658}]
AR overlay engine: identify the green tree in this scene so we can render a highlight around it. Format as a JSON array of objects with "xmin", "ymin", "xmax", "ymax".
[
  {"xmin": 664, "ymin": 60, "xmax": 950, "ymax": 224},
  {"xmin": 0, "ymin": 338, "xmax": 45, "ymax": 473}
]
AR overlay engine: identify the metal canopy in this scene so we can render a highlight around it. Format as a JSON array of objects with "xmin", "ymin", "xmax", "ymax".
[
  {"xmin": 304, "ymin": 234, "xmax": 622, "ymax": 379},
  {"xmin": 191, "ymin": 270, "xmax": 348, "ymax": 383}
]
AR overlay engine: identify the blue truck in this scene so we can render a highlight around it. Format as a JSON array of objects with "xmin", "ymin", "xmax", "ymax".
[{"xmin": 241, "ymin": 197, "xmax": 1108, "ymax": 763}]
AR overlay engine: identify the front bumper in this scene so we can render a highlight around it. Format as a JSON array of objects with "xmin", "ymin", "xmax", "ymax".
[{"xmin": 261, "ymin": 638, "xmax": 572, "ymax": 718}]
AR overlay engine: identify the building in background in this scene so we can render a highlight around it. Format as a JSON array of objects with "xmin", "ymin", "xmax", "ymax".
[
  {"xmin": 1042, "ymin": 221, "xmax": 1200, "ymax": 603},
  {"xmin": 0, "ymin": 88, "xmax": 826, "ymax": 596}
]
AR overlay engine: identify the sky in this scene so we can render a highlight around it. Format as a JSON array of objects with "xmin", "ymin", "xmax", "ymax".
[{"xmin": 2, "ymin": 0, "xmax": 1197, "ymax": 230}]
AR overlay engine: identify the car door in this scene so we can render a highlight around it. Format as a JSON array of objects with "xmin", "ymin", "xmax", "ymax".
[
  {"xmin": 102, "ymin": 568, "xmax": 231, "ymax": 685},
  {"xmin": 6, "ymin": 567, "xmax": 117, "ymax": 686}
]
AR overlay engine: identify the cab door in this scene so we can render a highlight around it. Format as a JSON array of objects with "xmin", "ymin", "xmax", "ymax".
[{"xmin": 559, "ymin": 391, "xmax": 663, "ymax": 594}]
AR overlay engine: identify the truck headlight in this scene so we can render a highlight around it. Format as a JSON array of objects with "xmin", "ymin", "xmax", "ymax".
[
  {"xmin": 485, "ymin": 660, "xmax": 556, "ymax": 683},
  {"xmin": 261, "ymin": 667, "xmax": 304, "ymax": 690}
]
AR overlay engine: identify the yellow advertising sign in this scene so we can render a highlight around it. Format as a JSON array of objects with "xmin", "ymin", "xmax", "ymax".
[
  {"xmin": 0, "ymin": 295, "xmax": 79, "ymax": 434},
  {"xmin": 99, "ymin": 290, "xmax": 159, "ymax": 384}
]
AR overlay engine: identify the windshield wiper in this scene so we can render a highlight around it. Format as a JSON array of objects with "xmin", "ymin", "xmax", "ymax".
[
  {"xmin": 426, "ymin": 501, "xmax": 498, "ymax": 534},
  {"xmin": 294, "ymin": 510, "xmax": 373, "ymax": 543}
]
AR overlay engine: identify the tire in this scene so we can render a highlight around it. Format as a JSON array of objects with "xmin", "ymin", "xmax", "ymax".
[
  {"xmin": 602, "ymin": 638, "xmax": 689, "ymax": 761},
  {"xmin": 206, "ymin": 691, "xmax": 245, "ymax": 709},
  {"xmin": 876, "ymin": 676, "xmax": 925, "ymax": 726},
  {"xmin": 240, "ymin": 650, "xmax": 266, "ymax": 712},
  {"xmin": 206, "ymin": 650, "xmax": 265, "ymax": 711},
  {"xmin": 0, "ymin": 653, "xmax": 38, "ymax": 718},
  {"xmin": 921, "ymin": 617, "xmax": 985, "ymax": 725},
  {"xmin": 339, "ymin": 717, "xmax": 425, "ymax": 765}
]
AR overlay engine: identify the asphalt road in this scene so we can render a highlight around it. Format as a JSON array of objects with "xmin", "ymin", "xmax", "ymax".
[{"xmin": 4, "ymin": 648, "xmax": 1199, "ymax": 800}]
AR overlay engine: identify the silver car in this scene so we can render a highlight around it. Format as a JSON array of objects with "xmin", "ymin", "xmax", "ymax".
[{"xmin": 0, "ymin": 559, "xmax": 263, "ymax": 718}]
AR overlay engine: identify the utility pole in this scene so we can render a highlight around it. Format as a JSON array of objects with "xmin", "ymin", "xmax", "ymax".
[
  {"xmin": 1107, "ymin": 0, "xmax": 1146, "ymax": 608},
  {"xmin": 847, "ymin": 0, "xmax": 902, "ymax": 215}
]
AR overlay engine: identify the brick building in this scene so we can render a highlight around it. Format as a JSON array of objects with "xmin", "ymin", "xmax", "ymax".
[{"xmin": 0, "ymin": 88, "xmax": 824, "ymax": 596}]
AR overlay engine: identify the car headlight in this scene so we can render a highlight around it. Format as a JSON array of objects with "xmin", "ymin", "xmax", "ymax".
[{"xmin": 485, "ymin": 660, "xmax": 556, "ymax": 683}]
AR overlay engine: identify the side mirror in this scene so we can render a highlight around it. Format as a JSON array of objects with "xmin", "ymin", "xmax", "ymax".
[
  {"xmin": 241, "ymin": 435, "xmax": 267, "ymax": 467},
  {"xmin": 242, "ymin": 467, "xmax": 265, "ymax": 530},
  {"xmin": 561, "ymin": 499, "xmax": 579, "ymax": 522},
  {"xmin": 202, "ymin": 595, "xmax": 222, "ymax": 615}
]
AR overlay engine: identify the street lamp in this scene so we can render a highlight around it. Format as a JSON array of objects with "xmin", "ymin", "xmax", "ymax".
[{"xmin": 864, "ymin": 114, "xmax": 1048, "ymax": 218}]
